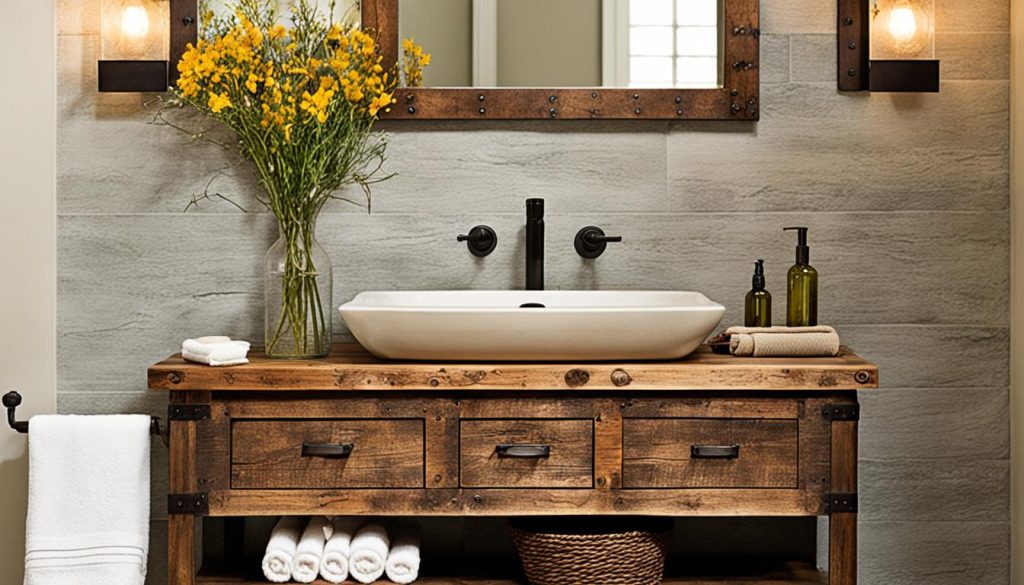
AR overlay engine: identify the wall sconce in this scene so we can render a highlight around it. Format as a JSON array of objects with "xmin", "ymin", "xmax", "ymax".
[
  {"xmin": 838, "ymin": 0, "xmax": 939, "ymax": 92},
  {"xmin": 98, "ymin": 0, "xmax": 196, "ymax": 92}
]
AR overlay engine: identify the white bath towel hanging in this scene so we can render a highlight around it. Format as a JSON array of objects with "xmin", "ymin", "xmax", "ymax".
[
  {"xmin": 385, "ymin": 530, "xmax": 422, "ymax": 584},
  {"xmin": 24, "ymin": 414, "xmax": 151, "ymax": 585},
  {"xmin": 348, "ymin": 523, "xmax": 390, "ymax": 584},
  {"xmin": 262, "ymin": 516, "xmax": 305, "ymax": 583},
  {"xmin": 292, "ymin": 516, "xmax": 332, "ymax": 583},
  {"xmin": 320, "ymin": 517, "xmax": 361, "ymax": 584}
]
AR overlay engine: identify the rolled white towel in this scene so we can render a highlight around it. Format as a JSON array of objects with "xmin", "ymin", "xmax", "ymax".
[
  {"xmin": 348, "ymin": 523, "xmax": 390, "ymax": 584},
  {"xmin": 320, "ymin": 518, "xmax": 361, "ymax": 584},
  {"xmin": 262, "ymin": 516, "xmax": 305, "ymax": 583},
  {"xmin": 385, "ymin": 531, "xmax": 421, "ymax": 584},
  {"xmin": 181, "ymin": 336, "xmax": 250, "ymax": 366},
  {"xmin": 292, "ymin": 516, "xmax": 332, "ymax": 583}
]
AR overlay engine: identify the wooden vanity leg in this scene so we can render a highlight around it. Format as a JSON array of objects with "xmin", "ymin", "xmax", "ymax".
[
  {"xmin": 168, "ymin": 391, "xmax": 206, "ymax": 585},
  {"xmin": 829, "ymin": 413, "xmax": 858, "ymax": 585}
]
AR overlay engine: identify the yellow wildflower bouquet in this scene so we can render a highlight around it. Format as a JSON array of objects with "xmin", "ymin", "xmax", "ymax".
[{"xmin": 175, "ymin": 0, "xmax": 426, "ymax": 358}]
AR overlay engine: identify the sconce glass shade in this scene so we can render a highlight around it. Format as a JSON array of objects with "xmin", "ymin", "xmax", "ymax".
[
  {"xmin": 101, "ymin": 0, "xmax": 169, "ymax": 61},
  {"xmin": 870, "ymin": 0, "xmax": 934, "ymax": 59}
]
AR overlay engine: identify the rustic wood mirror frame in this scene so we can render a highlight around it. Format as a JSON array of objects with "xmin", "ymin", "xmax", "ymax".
[{"xmin": 362, "ymin": 0, "xmax": 760, "ymax": 121}]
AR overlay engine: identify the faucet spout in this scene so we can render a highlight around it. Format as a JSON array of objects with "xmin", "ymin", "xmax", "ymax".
[{"xmin": 525, "ymin": 198, "xmax": 544, "ymax": 290}]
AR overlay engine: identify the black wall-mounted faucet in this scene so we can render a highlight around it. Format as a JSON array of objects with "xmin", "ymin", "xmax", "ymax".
[
  {"xmin": 526, "ymin": 198, "xmax": 544, "ymax": 290},
  {"xmin": 457, "ymin": 225, "xmax": 497, "ymax": 257},
  {"xmin": 575, "ymin": 226, "xmax": 622, "ymax": 259}
]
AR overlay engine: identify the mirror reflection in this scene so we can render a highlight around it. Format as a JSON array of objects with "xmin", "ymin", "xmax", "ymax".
[{"xmin": 398, "ymin": 0, "xmax": 722, "ymax": 88}]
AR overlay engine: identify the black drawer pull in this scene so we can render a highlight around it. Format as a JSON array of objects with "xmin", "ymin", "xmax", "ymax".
[
  {"xmin": 301, "ymin": 442, "xmax": 354, "ymax": 458},
  {"xmin": 496, "ymin": 444, "xmax": 551, "ymax": 458},
  {"xmin": 690, "ymin": 444, "xmax": 740, "ymax": 459}
]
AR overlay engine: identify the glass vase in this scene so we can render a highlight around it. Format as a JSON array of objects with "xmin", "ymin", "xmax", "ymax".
[{"xmin": 264, "ymin": 220, "xmax": 332, "ymax": 359}]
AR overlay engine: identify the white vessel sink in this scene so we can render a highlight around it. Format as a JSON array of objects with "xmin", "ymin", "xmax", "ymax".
[{"xmin": 339, "ymin": 290, "xmax": 725, "ymax": 361}]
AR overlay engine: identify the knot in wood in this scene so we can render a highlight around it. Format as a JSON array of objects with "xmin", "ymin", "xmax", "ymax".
[
  {"xmin": 611, "ymin": 369, "xmax": 632, "ymax": 387},
  {"xmin": 564, "ymin": 369, "xmax": 590, "ymax": 387}
]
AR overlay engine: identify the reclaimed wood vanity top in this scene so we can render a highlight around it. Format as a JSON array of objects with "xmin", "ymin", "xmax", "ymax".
[{"xmin": 149, "ymin": 343, "xmax": 878, "ymax": 391}]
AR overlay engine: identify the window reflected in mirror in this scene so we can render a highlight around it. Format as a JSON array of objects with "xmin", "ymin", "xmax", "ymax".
[{"xmin": 398, "ymin": 0, "xmax": 723, "ymax": 88}]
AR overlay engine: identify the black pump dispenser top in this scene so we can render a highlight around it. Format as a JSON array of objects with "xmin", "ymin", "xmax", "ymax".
[
  {"xmin": 784, "ymin": 227, "xmax": 809, "ymax": 264},
  {"xmin": 752, "ymin": 259, "xmax": 766, "ymax": 291}
]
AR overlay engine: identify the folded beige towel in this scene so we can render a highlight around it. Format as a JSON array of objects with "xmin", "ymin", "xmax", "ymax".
[{"xmin": 725, "ymin": 325, "xmax": 840, "ymax": 357}]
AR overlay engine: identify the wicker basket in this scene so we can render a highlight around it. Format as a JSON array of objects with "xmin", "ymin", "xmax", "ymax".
[{"xmin": 509, "ymin": 517, "xmax": 673, "ymax": 585}]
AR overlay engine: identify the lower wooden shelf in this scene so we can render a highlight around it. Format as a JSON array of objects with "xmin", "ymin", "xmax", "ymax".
[{"xmin": 196, "ymin": 559, "xmax": 826, "ymax": 584}]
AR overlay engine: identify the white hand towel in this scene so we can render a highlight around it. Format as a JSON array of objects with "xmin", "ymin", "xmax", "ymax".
[
  {"xmin": 348, "ymin": 523, "xmax": 390, "ymax": 584},
  {"xmin": 320, "ymin": 518, "xmax": 361, "ymax": 584},
  {"xmin": 263, "ymin": 516, "xmax": 306, "ymax": 583},
  {"xmin": 24, "ymin": 414, "xmax": 151, "ymax": 585},
  {"xmin": 292, "ymin": 516, "xmax": 332, "ymax": 583},
  {"xmin": 182, "ymin": 336, "xmax": 251, "ymax": 366},
  {"xmin": 385, "ymin": 531, "xmax": 421, "ymax": 584}
]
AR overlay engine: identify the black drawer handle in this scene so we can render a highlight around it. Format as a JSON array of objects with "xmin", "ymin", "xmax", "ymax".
[
  {"xmin": 301, "ymin": 442, "xmax": 354, "ymax": 458},
  {"xmin": 496, "ymin": 444, "xmax": 551, "ymax": 458},
  {"xmin": 690, "ymin": 444, "xmax": 740, "ymax": 459}
]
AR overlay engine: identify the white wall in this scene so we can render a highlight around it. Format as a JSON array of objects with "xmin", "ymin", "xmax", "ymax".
[{"xmin": 0, "ymin": 0, "xmax": 58, "ymax": 583}]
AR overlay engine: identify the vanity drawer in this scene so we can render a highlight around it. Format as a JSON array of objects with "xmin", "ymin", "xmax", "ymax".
[
  {"xmin": 231, "ymin": 419, "xmax": 424, "ymax": 489},
  {"xmin": 622, "ymin": 418, "xmax": 798, "ymax": 489},
  {"xmin": 459, "ymin": 419, "xmax": 594, "ymax": 488}
]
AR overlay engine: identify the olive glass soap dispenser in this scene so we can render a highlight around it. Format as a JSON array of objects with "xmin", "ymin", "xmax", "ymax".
[
  {"xmin": 784, "ymin": 227, "xmax": 818, "ymax": 326},
  {"xmin": 745, "ymin": 259, "xmax": 772, "ymax": 327}
]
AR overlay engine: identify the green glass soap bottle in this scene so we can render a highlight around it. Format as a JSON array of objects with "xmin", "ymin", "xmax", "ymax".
[
  {"xmin": 784, "ymin": 227, "xmax": 818, "ymax": 326},
  {"xmin": 744, "ymin": 259, "xmax": 771, "ymax": 327}
]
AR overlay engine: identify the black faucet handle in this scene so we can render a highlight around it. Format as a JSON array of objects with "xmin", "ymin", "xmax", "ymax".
[
  {"xmin": 575, "ymin": 226, "xmax": 621, "ymax": 259},
  {"xmin": 458, "ymin": 225, "xmax": 497, "ymax": 257}
]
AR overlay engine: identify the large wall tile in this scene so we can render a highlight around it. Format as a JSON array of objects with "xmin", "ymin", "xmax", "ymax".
[
  {"xmin": 859, "ymin": 459, "xmax": 1008, "ymax": 522},
  {"xmin": 760, "ymin": 34, "xmax": 791, "ymax": 84},
  {"xmin": 859, "ymin": 522, "xmax": 1009, "ymax": 584},
  {"xmin": 668, "ymin": 82, "xmax": 1009, "ymax": 212},
  {"xmin": 761, "ymin": 0, "xmax": 834, "ymax": 34},
  {"xmin": 366, "ymin": 122, "xmax": 670, "ymax": 214},
  {"xmin": 790, "ymin": 35, "xmax": 835, "ymax": 82},
  {"xmin": 936, "ymin": 0, "xmax": 1009, "ymax": 32},
  {"xmin": 936, "ymin": 33, "xmax": 1010, "ymax": 80},
  {"xmin": 842, "ymin": 325, "xmax": 1009, "ymax": 388},
  {"xmin": 859, "ymin": 387, "xmax": 1009, "ymax": 459}
]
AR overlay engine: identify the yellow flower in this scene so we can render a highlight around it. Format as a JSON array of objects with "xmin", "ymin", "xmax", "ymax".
[{"xmin": 208, "ymin": 92, "xmax": 232, "ymax": 113}]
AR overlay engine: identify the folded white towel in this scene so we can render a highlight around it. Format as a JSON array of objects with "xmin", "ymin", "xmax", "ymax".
[
  {"xmin": 320, "ymin": 518, "xmax": 362, "ymax": 584},
  {"xmin": 292, "ymin": 516, "xmax": 331, "ymax": 583},
  {"xmin": 181, "ymin": 336, "xmax": 250, "ymax": 366},
  {"xmin": 348, "ymin": 523, "xmax": 390, "ymax": 584},
  {"xmin": 263, "ymin": 517, "xmax": 305, "ymax": 583},
  {"xmin": 385, "ymin": 531, "xmax": 421, "ymax": 584},
  {"xmin": 24, "ymin": 414, "xmax": 151, "ymax": 585}
]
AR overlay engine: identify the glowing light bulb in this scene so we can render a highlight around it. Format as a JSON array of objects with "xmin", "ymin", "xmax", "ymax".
[
  {"xmin": 887, "ymin": 3, "xmax": 918, "ymax": 42},
  {"xmin": 121, "ymin": 5, "xmax": 150, "ymax": 39}
]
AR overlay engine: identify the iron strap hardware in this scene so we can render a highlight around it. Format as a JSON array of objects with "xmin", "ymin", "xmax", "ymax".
[
  {"xmin": 168, "ymin": 492, "xmax": 208, "ymax": 515},
  {"xmin": 822, "ymin": 403, "xmax": 860, "ymax": 422},
  {"xmin": 168, "ymin": 404, "xmax": 211, "ymax": 422},
  {"xmin": 824, "ymin": 492, "xmax": 858, "ymax": 514}
]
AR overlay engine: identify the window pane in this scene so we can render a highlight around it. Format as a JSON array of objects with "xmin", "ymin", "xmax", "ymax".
[
  {"xmin": 676, "ymin": 0, "xmax": 718, "ymax": 26},
  {"xmin": 630, "ymin": 56, "xmax": 674, "ymax": 84},
  {"xmin": 630, "ymin": 0, "xmax": 674, "ymax": 25},
  {"xmin": 630, "ymin": 26, "xmax": 674, "ymax": 55},
  {"xmin": 676, "ymin": 26, "xmax": 718, "ymax": 56},
  {"xmin": 675, "ymin": 56, "xmax": 718, "ymax": 86}
]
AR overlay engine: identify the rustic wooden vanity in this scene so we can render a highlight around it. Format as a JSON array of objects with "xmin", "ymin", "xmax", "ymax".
[{"xmin": 149, "ymin": 344, "xmax": 877, "ymax": 585}]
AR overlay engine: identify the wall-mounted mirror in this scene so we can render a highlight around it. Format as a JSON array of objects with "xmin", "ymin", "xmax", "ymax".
[
  {"xmin": 398, "ymin": 0, "xmax": 723, "ymax": 89},
  {"xmin": 198, "ymin": 0, "xmax": 759, "ymax": 120}
]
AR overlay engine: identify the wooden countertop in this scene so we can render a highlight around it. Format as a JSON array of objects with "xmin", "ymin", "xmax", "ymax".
[{"xmin": 148, "ymin": 343, "xmax": 878, "ymax": 392}]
